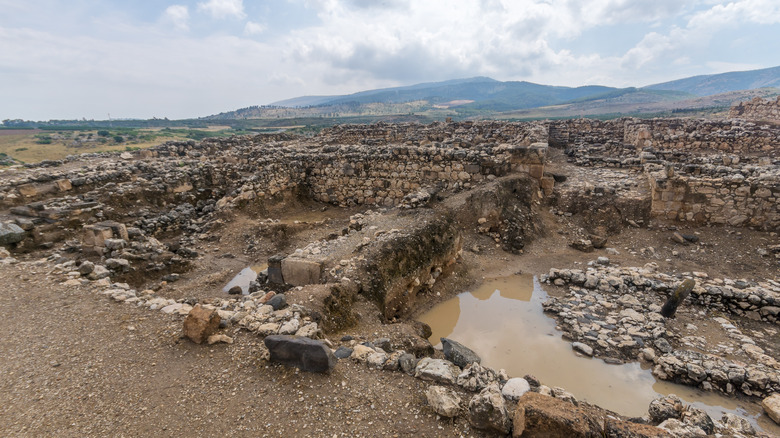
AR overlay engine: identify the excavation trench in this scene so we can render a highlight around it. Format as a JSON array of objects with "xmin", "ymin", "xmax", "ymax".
[{"xmin": 418, "ymin": 274, "xmax": 780, "ymax": 435}]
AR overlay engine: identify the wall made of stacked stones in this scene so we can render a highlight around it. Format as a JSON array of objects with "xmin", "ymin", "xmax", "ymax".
[
  {"xmin": 319, "ymin": 121, "xmax": 548, "ymax": 147},
  {"xmin": 625, "ymin": 119, "xmax": 780, "ymax": 157},
  {"xmin": 301, "ymin": 143, "xmax": 546, "ymax": 207},
  {"xmin": 648, "ymin": 167, "xmax": 780, "ymax": 230},
  {"xmin": 729, "ymin": 96, "xmax": 780, "ymax": 123}
]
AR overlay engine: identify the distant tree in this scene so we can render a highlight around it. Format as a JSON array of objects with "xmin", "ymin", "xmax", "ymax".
[
  {"xmin": 113, "ymin": 135, "xmax": 124, "ymax": 143},
  {"xmin": 97, "ymin": 130, "xmax": 110, "ymax": 137}
]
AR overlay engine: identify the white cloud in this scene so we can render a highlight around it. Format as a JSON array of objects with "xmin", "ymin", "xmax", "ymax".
[
  {"xmin": 2, "ymin": 0, "xmax": 780, "ymax": 120},
  {"xmin": 244, "ymin": 21, "xmax": 265, "ymax": 36},
  {"xmin": 163, "ymin": 5, "xmax": 189, "ymax": 31},
  {"xmin": 197, "ymin": 0, "xmax": 246, "ymax": 20}
]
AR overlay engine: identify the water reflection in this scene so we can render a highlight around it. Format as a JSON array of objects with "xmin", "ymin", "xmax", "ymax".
[
  {"xmin": 419, "ymin": 275, "xmax": 778, "ymax": 434},
  {"xmin": 222, "ymin": 264, "xmax": 267, "ymax": 294}
]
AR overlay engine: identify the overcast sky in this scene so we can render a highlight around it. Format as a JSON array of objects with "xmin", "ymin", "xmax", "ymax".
[{"xmin": 2, "ymin": 0, "xmax": 779, "ymax": 120}]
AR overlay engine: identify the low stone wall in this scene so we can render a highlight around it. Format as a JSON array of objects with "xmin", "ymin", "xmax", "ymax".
[
  {"xmin": 625, "ymin": 119, "xmax": 780, "ymax": 157},
  {"xmin": 319, "ymin": 121, "xmax": 548, "ymax": 146},
  {"xmin": 647, "ymin": 166, "xmax": 780, "ymax": 230},
  {"xmin": 729, "ymin": 96, "xmax": 780, "ymax": 123},
  {"xmin": 544, "ymin": 266, "xmax": 780, "ymax": 325},
  {"xmin": 549, "ymin": 118, "xmax": 780, "ymax": 158},
  {"xmin": 304, "ymin": 143, "xmax": 546, "ymax": 207}
]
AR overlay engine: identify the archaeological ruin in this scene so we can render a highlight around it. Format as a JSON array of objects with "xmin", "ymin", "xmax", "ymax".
[{"xmin": 1, "ymin": 106, "xmax": 779, "ymax": 436}]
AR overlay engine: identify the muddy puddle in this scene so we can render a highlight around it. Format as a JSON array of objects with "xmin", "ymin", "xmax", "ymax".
[
  {"xmin": 222, "ymin": 264, "xmax": 266, "ymax": 294},
  {"xmin": 419, "ymin": 275, "xmax": 779, "ymax": 434}
]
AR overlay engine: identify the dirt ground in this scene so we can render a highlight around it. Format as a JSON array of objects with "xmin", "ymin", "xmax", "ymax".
[{"xmin": 1, "ymin": 160, "xmax": 779, "ymax": 436}]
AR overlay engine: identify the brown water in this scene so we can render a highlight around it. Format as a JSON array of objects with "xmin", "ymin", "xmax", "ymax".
[
  {"xmin": 419, "ymin": 275, "xmax": 779, "ymax": 435},
  {"xmin": 222, "ymin": 264, "xmax": 267, "ymax": 294}
]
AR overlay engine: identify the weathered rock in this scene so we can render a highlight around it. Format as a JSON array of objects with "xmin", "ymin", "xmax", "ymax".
[
  {"xmin": 0, "ymin": 223, "xmax": 25, "ymax": 245},
  {"xmin": 512, "ymin": 392, "xmax": 603, "ymax": 438},
  {"xmin": 333, "ymin": 346, "xmax": 353, "ymax": 359},
  {"xmin": 267, "ymin": 294, "xmax": 287, "ymax": 310},
  {"xmin": 441, "ymin": 337, "xmax": 481, "ymax": 368},
  {"xmin": 570, "ymin": 239, "xmax": 594, "ymax": 252},
  {"xmin": 604, "ymin": 419, "xmax": 672, "ymax": 437},
  {"xmin": 183, "ymin": 304, "xmax": 221, "ymax": 344},
  {"xmin": 207, "ymin": 334, "xmax": 233, "ymax": 345},
  {"xmin": 78, "ymin": 261, "xmax": 95, "ymax": 275},
  {"xmin": 572, "ymin": 342, "xmax": 594, "ymax": 357},
  {"xmin": 415, "ymin": 358, "xmax": 459, "ymax": 384},
  {"xmin": 87, "ymin": 265, "xmax": 110, "ymax": 280},
  {"xmin": 350, "ymin": 344, "xmax": 375, "ymax": 362},
  {"xmin": 468, "ymin": 383, "xmax": 511, "ymax": 434},
  {"xmin": 501, "ymin": 378, "xmax": 530, "ymax": 401},
  {"xmin": 263, "ymin": 335, "xmax": 336, "ymax": 373},
  {"xmin": 278, "ymin": 318, "xmax": 300, "ymax": 335},
  {"xmin": 680, "ymin": 406, "xmax": 713, "ymax": 434},
  {"xmin": 398, "ymin": 353, "xmax": 418, "ymax": 374},
  {"xmin": 648, "ymin": 395, "xmax": 683, "ymax": 423},
  {"xmin": 366, "ymin": 351, "xmax": 388, "ymax": 369},
  {"xmin": 457, "ymin": 362, "xmax": 498, "ymax": 392},
  {"xmin": 425, "ymin": 385, "xmax": 461, "ymax": 418},
  {"xmin": 720, "ymin": 413, "xmax": 755, "ymax": 435},
  {"xmin": 657, "ymin": 418, "xmax": 704, "ymax": 436},
  {"xmin": 105, "ymin": 258, "xmax": 129, "ymax": 271},
  {"xmin": 762, "ymin": 393, "xmax": 780, "ymax": 424}
]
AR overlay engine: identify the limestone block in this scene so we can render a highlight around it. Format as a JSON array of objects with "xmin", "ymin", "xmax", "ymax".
[{"xmin": 280, "ymin": 257, "xmax": 323, "ymax": 286}]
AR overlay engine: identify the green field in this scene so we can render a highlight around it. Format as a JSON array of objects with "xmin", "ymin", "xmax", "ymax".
[{"xmin": 0, "ymin": 126, "xmax": 251, "ymax": 164}]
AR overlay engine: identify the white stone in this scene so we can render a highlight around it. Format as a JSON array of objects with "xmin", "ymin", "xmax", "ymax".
[
  {"xmin": 415, "ymin": 358, "xmax": 459, "ymax": 384},
  {"xmin": 501, "ymin": 378, "xmax": 530, "ymax": 400}
]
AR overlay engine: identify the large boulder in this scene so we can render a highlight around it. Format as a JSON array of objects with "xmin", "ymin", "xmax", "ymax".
[
  {"xmin": 468, "ymin": 383, "xmax": 511, "ymax": 434},
  {"xmin": 264, "ymin": 335, "xmax": 336, "ymax": 373},
  {"xmin": 0, "ymin": 222, "xmax": 25, "ymax": 245},
  {"xmin": 425, "ymin": 385, "xmax": 461, "ymax": 418},
  {"xmin": 183, "ymin": 304, "xmax": 221, "ymax": 344},
  {"xmin": 763, "ymin": 393, "xmax": 780, "ymax": 424},
  {"xmin": 512, "ymin": 392, "xmax": 603, "ymax": 437},
  {"xmin": 441, "ymin": 337, "xmax": 481, "ymax": 368}
]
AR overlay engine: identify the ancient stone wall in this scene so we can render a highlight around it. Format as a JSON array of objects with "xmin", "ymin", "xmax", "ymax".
[
  {"xmin": 549, "ymin": 118, "xmax": 780, "ymax": 158},
  {"xmin": 319, "ymin": 121, "xmax": 548, "ymax": 146},
  {"xmin": 625, "ymin": 119, "xmax": 779, "ymax": 157},
  {"xmin": 647, "ymin": 165, "xmax": 780, "ymax": 231},
  {"xmin": 729, "ymin": 96, "xmax": 780, "ymax": 123}
]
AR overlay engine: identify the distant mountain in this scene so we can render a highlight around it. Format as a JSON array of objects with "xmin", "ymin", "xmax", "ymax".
[
  {"xmin": 271, "ymin": 77, "xmax": 617, "ymax": 110},
  {"xmin": 644, "ymin": 66, "xmax": 780, "ymax": 96},
  {"xmin": 207, "ymin": 65, "xmax": 780, "ymax": 120}
]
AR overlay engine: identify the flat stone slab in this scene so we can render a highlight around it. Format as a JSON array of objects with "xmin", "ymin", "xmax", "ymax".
[{"xmin": 264, "ymin": 335, "xmax": 336, "ymax": 373}]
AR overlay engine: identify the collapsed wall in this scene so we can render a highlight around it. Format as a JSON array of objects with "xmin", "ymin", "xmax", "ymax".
[{"xmin": 729, "ymin": 96, "xmax": 780, "ymax": 123}]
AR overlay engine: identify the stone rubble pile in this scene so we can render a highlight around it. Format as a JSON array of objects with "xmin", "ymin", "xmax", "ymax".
[{"xmin": 542, "ymin": 264, "xmax": 780, "ymax": 398}]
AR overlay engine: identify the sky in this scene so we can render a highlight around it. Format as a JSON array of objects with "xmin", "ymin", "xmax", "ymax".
[{"xmin": 1, "ymin": 0, "xmax": 779, "ymax": 121}]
